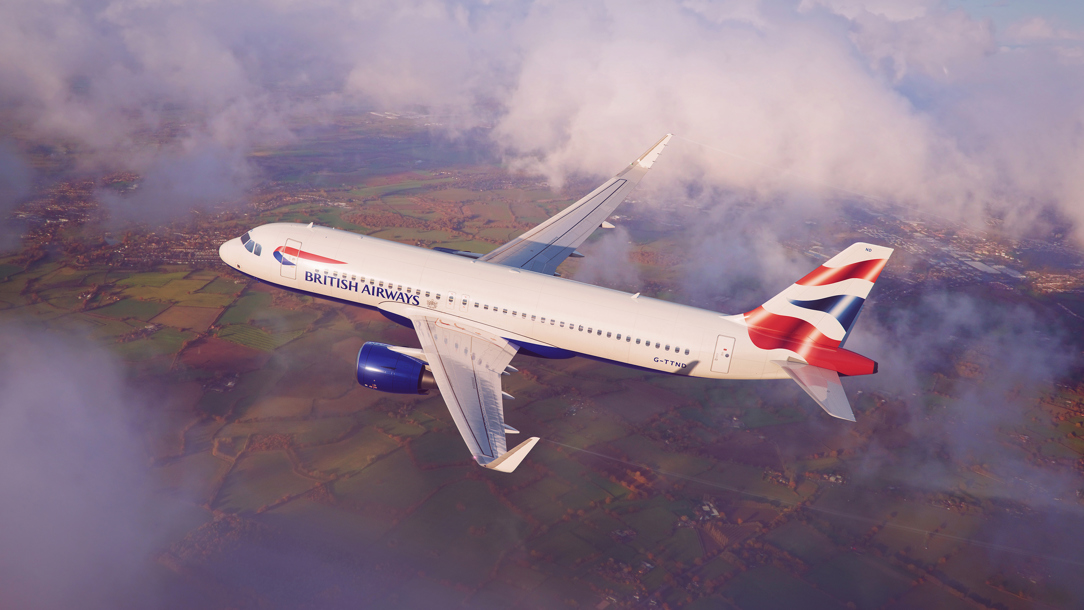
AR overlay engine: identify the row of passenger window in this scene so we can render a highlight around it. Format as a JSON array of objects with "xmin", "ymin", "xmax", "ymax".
[
  {"xmin": 317, "ymin": 268, "xmax": 692, "ymax": 357},
  {"xmin": 472, "ymin": 299, "xmax": 691, "ymax": 356}
]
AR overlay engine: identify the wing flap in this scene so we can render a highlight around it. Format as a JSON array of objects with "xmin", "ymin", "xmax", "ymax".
[
  {"xmin": 413, "ymin": 316, "xmax": 517, "ymax": 462},
  {"xmin": 383, "ymin": 302, "xmax": 537, "ymax": 471}
]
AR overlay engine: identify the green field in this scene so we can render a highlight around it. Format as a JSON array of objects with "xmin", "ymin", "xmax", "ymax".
[
  {"xmin": 218, "ymin": 292, "xmax": 272, "ymax": 325},
  {"xmin": 217, "ymin": 324, "xmax": 279, "ymax": 351},
  {"xmin": 727, "ymin": 566, "xmax": 844, "ymax": 610},
  {"xmin": 117, "ymin": 271, "xmax": 190, "ymax": 288},
  {"xmin": 213, "ymin": 450, "xmax": 318, "ymax": 513},
  {"xmin": 90, "ymin": 298, "xmax": 170, "ymax": 321},
  {"xmin": 199, "ymin": 277, "xmax": 245, "ymax": 294},
  {"xmin": 294, "ymin": 427, "xmax": 400, "ymax": 477},
  {"xmin": 0, "ymin": 264, "xmax": 23, "ymax": 280}
]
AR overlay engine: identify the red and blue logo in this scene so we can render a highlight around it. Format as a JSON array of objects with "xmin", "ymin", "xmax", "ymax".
[
  {"xmin": 744, "ymin": 255, "xmax": 888, "ymax": 376},
  {"xmin": 273, "ymin": 246, "xmax": 346, "ymax": 266}
]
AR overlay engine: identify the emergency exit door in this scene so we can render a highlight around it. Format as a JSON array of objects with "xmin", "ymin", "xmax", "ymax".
[
  {"xmin": 279, "ymin": 239, "xmax": 301, "ymax": 280},
  {"xmin": 711, "ymin": 335, "xmax": 736, "ymax": 374}
]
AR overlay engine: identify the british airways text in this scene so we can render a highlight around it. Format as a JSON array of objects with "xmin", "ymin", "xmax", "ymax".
[{"xmin": 304, "ymin": 271, "xmax": 421, "ymax": 305}]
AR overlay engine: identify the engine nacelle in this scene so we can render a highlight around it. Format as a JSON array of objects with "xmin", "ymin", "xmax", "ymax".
[{"xmin": 356, "ymin": 342, "xmax": 437, "ymax": 394}]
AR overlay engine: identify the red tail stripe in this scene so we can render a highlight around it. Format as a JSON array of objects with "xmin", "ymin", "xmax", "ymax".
[
  {"xmin": 796, "ymin": 258, "xmax": 887, "ymax": 287},
  {"xmin": 744, "ymin": 307, "xmax": 877, "ymax": 376},
  {"xmin": 274, "ymin": 246, "xmax": 346, "ymax": 265},
  {"xmin": 745, "ymin": 307, "xmax": 840, "ymax": 350}
]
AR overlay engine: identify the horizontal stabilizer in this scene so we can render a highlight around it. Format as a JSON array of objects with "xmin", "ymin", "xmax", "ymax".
[
  {"xmin": 773, "ymin": 361, "xmax": 855, "ymax": 422},
  {"xmin": 484, "ymin": 437, "xmax": 540, "ymax": 473}
]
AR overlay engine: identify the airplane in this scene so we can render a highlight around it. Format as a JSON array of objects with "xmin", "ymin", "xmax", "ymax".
[{"xmin": 219, "ymin": 134, "xmax": 893, "ymax": 473}]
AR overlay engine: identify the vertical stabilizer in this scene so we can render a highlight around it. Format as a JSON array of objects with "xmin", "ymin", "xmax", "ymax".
[{"xmin": 744, "ymin": 242, "xmax": 892, "ymax": 377}]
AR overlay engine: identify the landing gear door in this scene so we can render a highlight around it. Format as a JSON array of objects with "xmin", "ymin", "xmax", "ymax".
[
  {"xmin": 279, "ymin": 238, "xmax": 301, "ymax": 279},
  {"xmin": 711, "ymin": 335, "xmax": 735, "ymax": 374}
]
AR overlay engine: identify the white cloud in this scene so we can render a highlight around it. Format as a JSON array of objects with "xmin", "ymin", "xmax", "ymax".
[{"xmin": 0, "ymin": 0, "xmax": 1082, "ymax": 242}]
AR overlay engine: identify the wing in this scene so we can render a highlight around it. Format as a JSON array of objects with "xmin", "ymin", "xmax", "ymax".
[
  {"xmin": 408, "ymin": 312, "xmax": 539, "ymax": 472},
  {"xmin": 479, "ymin": 134, "xmax": 671, "ymax": 275}
]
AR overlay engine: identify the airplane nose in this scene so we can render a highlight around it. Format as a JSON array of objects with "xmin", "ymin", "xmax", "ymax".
[{"xmin": 219, "ymin": 238, "xmax": 241, "ymax": 267}]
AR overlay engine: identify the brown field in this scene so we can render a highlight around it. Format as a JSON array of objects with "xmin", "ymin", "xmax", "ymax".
[
  {"xmin": 151, "ymin": 305, "xmax": 223, "ymax": 331},
  {"xmin": 178, "ymin": 337, "xmax": 272, "ymax": 373}
]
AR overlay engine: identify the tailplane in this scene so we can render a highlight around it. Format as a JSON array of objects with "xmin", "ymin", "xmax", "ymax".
[
  {"xmin": 746, "ymin": 243, "xmax": 892, "ymax": 419},
  {"xmin": 773, "ymin": 361, "xmax": 854, "ymax": 421}
]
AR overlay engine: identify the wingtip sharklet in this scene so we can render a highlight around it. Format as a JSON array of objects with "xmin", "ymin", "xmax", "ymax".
[
  {"xmin": 635, "ymin": 133, "xmax": 672, "ymax": 169},
  {"xmin": 483, "ymin": 437, "xmax": 541, "ymax": 473}
]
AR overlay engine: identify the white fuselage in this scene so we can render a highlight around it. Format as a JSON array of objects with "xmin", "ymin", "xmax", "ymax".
[{"xmin": 219, "ymin": 223, "xmax": 791, "ymax": 380}]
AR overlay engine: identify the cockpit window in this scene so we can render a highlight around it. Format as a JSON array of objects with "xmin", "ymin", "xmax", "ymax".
[{"xmin": 239, "ymin": 231, "xmax": 262, "ymax": 256}]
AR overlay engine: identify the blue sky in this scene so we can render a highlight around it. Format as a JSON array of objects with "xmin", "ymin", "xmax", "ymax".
[{"xmin": 947, "ymin": 0, "xmax": 1084, "ymax": 30}]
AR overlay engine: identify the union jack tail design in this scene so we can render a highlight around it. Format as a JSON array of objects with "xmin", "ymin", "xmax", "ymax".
[{"xmin": 745, "ymin": 243, "xmax": 893, "ymax": 376}]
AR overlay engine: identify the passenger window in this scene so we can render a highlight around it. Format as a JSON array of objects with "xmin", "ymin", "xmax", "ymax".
[
  {"xmin": 379, "ymin": 281, "xmax": 384, "ymax": 287},
  {"xmin": 398, "ymin": 285, "xmax": 402, "ymax": 291},
  {"xmin": 531, "ymin": 315, "xmax": 536, "ymax": 321},
  {"xmin": 656, "ymin": 342, "xmax": 660, "ymax": 348},
  {"xmin": 597, "ymin": 329, "xmax": 602, "ymax": 336},
  {"xmin": 560, "ymin": 322, "xmax": 565, "ymax": 328},
  {"xmin": 626, "ymin": 336, "xmax": 631, "ymax": 342},
  {"xmin": 512, "ymin": 311, "xmax": 517, "ymax": 316},
  {"xmin": 607, "ymin": 332, "xmax": 612, "ymax": 338},
  {"xmin": 522, "ymin": 313, "xmax": 526, "ymax": 319},
  {"xmin": 587, "ymin": 327, "xmax": 592, "ymax": 333},
  {"xmin": 370, "ymin": 279, "xmax": 375, "ymax": 284},
  {"xmin": 474, "ymin": 302, "xmax": 479, "ymax": 308},
  {"xmin": 550, "ymin": 320, "xmax": 555, "ymax": 325},
  {"xmin": 665, "ymin": 345, "xmax": 670, "ymax": 351},
  {"xmin": 578, "ymin": 325, "xmax": 583, "ymax": 331},
  {"xmin": 503, "ymin": 308, "xmax": 507, "ymax": 314},
  {"xmin": 351, "ymin": 275, "xmax": 356, "ymax": 281},
  {"xmin": 684, "ymin": 348, "xmax": 690, "ymax": 355},
  {"xmin": 424, "ymin": 291, "xmax": 429, "ymax": 297},
  {"xmin": 636, "ymin": 338, "xmax": 641, "ymax": 344},
  {"xmin": 484, "ymin": 305, "xmax": 489, "ymax": 310}
]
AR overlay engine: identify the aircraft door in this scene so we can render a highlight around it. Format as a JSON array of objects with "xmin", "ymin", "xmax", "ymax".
[
  {"xmin": 461, "ymin": 295, "xmax": 470, "ymax": 311},
  {"xmin": 710, "ymin": 335, "xmax": 736, "ymax": 374},
  {"xmin": 445, "ymin": 291, "xmax": 455, "ymax": 310},
  {"xmin": 279, "ymin": 238, "xmax": 302, "ymax": 279}
]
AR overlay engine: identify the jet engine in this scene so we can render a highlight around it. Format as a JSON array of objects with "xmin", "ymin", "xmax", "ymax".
[{"xmin": 356, "ymin": 342, "xmax": 437, "ymax": 394}]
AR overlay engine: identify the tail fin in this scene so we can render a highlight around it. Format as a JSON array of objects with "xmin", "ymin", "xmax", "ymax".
[{"xmin": 746, "ymin": 243, "xmax": 892, "ymax": 419}]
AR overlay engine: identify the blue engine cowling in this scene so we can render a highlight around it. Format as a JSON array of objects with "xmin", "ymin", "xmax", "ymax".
[{"xmin": 356, "ymin": 342, "xmax": 437, "ymax": 394}]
